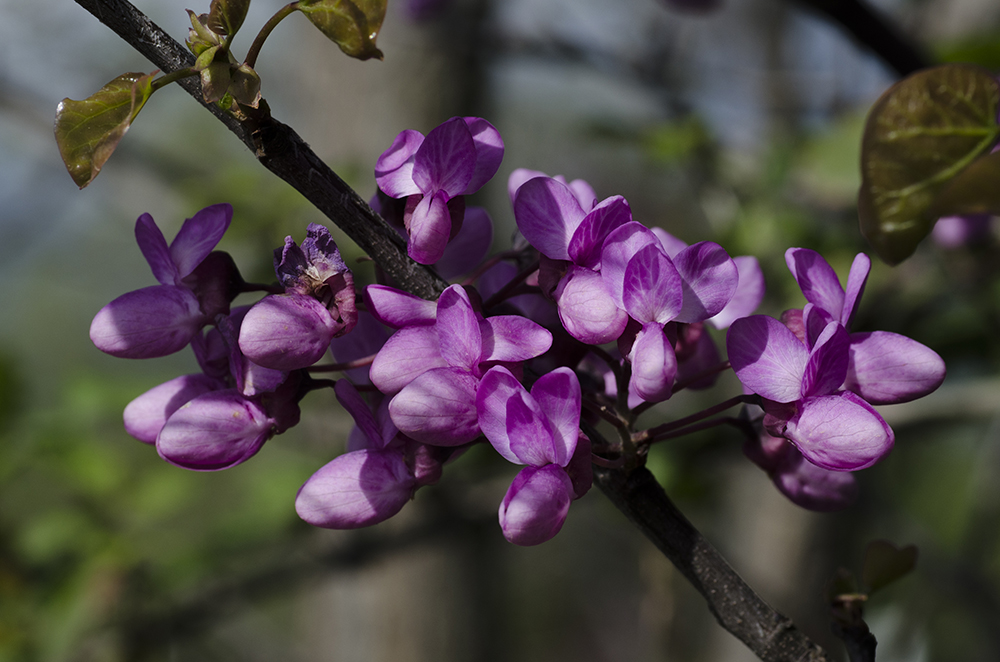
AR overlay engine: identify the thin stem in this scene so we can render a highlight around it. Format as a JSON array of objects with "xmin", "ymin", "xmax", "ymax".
[
  {"xmin": 245, "ymin": 2, "xmax": 300, "ymax": 69},
  {"xmin": 582, "ymin": 396, "xmax": 628, "ymax": 430},
  {"xmin": 635, "ymin": 394, "xmax": 758, "ymax": 445},
  {"xmin": 307, "ymin": 354, "xmax": 376, "ymax": 373},
  {"xmin": 151, "ymin": 66, "xmax": 199, "ymax": 91},
  {"xmin": 646, "ymin": 416, "xmax": 744, "ymax": 444}
]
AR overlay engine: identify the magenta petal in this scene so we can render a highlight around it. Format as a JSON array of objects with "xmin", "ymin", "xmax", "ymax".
[
  {"xmin": 169, "ymin": 204, "xmax": 233, "ymax": 279},
  {"xmin": 507, "ymin": 168, "xmax": 549, "ymax": 205},
  {"xmin": 295, "ymin": 449, "xmax": 415, "ymax": 529},
  {"xmin": 622, "ymin": 244, "xmax": 684, "ymax": 325},
  {"xmin": 156, "ymin": 390, "xmax": 274, "ymax": 471},
  {"xmin": 375, "ymin": 129, "xmax": 424, "ymax": 197},
  {"xmin": 238, "ymin": 293, "xmax": 337, "ymax": 371},
  {"xmin": 650, "ymin": 227, "xmax": 688, "ymax": 259},
  {"xmin": 772, "ymin": 449, "xmax": 859, "ymax": 512},
  {"xmin": 601, "ymin": 222, "xmax": 662, "ymax": 307},
  {"xmin": 477, "ymin": 366, "xmax": 526, "ymax": 463},
  {"xmin": 628, "ymin": 322, "xmax": 678, "ymax": 403},
  {"xmin": 462, "ymin": 117, "xmax": 504, "ymax": 194},
  {"xmin": 785, "ymin": 392, "xmax": 894, "ymax": 471},
  {"xmin": 554, "ymin": 266, "xmax": 628, "ymax": 345},
  {"xmin": 673, "ymin": 241, "xmax": 738, "ymax": 323},
  {"xmin": 567, "ymin": 179, "xmax": 598, "ymax": 211},
  {"xmin": 800, "ymin": 321, "xmax": 849, "ymax": 398},
  {"xmin": 727, "ymin": 315, "xmax": 808, "ymax": 403},
  {"xmin": 329, "ymin": 310, "xmax": 390, "ymax": 385},
  {"xmin": 412, "ymin": 117, "xmax": 476, "ymax": 196},
  {"xmin": 388, "ymin": 367, "xmax": 481, "ymax": 445},
  {"xmin": 529, "ymin": 367, "xmax": 581, "ymax": 466},
  {"xmin": 514, "ymin": 177, "xmax": 586, "ymax": 261},
  {"xmin": 479, "ymin": 315, "xmax": 552, "ymax": 363},
  {"xmin": 370, "ymin": 326, "xmax": 447, "ymax": 395},
  {"xmin": 90, "ymin": 285, "xmax": 204, "ymax": 359},
  {"xmin": 407, "ymin": 191, "xmax": 453, "ymax": 265},
  {"xmin": 844, "ymin": 331, "xmax": 946, "ymax": 404},
  {"xmin": 435, "ymin": 206, "xmax": 494, "ymax": 279},
  {"xmin": 841, "ymin": 253, "xmax": 871, "ymax": 328},
  {"xmin": 499, "ymin": 465, "xmax": 574, "ymax": 546},
  {"xmin": 785, "ymin": 248, "xmax": 845, "ymax": 318},
  {"xmin": 506, "ymin": 391, "xmax": 559, "ymax": 466},
  {"xmin": 364, "ymin": 284, "xmax": 436, "ymax": 329},
  {"xmin": 123, "ymin": 374, "xmax": 222, "ymax": 444},
  {"xmin": 436, "ymin": 285, "xmax": 483, "ymax": 370},
  {"xmin": 709, "ymin": 255, "xmax": 765, "ymax": 329},
  {"xmin": 334, "ymin": 380, "xmax": 384, "ymax": 450},
  {"xmin": 567, "ymin": 195, "xmax": 632, "ymax": 269},
  {"xmin": 134, "ymin": 213, "xmax": 178, "ymax": 286}
]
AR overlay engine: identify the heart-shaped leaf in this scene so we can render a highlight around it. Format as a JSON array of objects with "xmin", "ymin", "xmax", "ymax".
[
  {"xmin": 207, "ymin": 0, "xmax": 251, "ymax": 37},
  {"xmin": 297, "ymin": 0, "xmax": 386, "ymax": 60},
  {"xmin": 859, "ymin": 65, "xmax": 1000, "ymax": 264},
  {"xmin": 930, "ymin": 149, "xmax": 1000, "ymax": 217},
  {"xmin": 862, "ymin": 539, "xmax": 917, "ymax": 595},
  {"xmin": 54, "ymin": 72, "xmax": 155, "ymax": 189}
]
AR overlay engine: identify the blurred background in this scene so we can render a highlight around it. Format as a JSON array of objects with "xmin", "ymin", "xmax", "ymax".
[{"xmin": 3, "ymin": 0, "xmax": 1000, "ymax": 659}]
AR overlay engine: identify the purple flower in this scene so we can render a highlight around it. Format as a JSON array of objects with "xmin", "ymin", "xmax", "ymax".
[
  {"xmin": 369, "ymin": 284, "xmax": 553, "ymax": 445},
  {"xmin": 477, "ymin": 366, "xmax": 590, "ymax": 545},
  {"xmin": 375, "ymin": 117, "xmax": 504, "ymax": 264},
  {"xmin": 90, "ymin": 204, "xmax": 235, "ymax": 358},
  {"xmin": 933, "ymin": 213, "xmax": 992, "ymax": 248},
  {"xmin": 239, "ymin": 224, "xmax": 357, "ymax": 371}
]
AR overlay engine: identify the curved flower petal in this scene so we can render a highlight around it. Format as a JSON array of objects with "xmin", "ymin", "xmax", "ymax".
[
  {"xmin": 375, "ymin": 129, "xmax": 424, "ymax": 197},
  {"xmin": 364, "ymin": 284, "xmax": 437, "ymax": 329},
  {"xmin": 170, "ymin": 203, "xmax": 233, "ymax": 279},
  {"xmin": 601, "ymin": 222, "xmax": 662, "ymax": 308},
  {"xmin": 499, "ymin": 465, "xmax": 574, "ymax": 546},
  {"xmin": 844, "ymin": 331, "xmax": 946, "ymax": 405},
  {"xmin": 238, "ymin": 293, "xmax": 338, "ymax": 371},
  {"xmin": 673, "ymin": 241, "xmax": 737, "ymax": 323},
  {"xmin": 435, "ymin": 206, "xmax": 494, "ymax": 279},
  {"xmin": 708, "ymin": 255, "xmax": 765, "ymax": 329},
  {"xmin": 329, "ymin": 310, "xmax": 391, "ymax": 385},
  {"xmin": 800, "ymin": 321, "xmax": 849, "ymax": 398},
  {"xmin": 123, "ymin": 373, "xmax": 223, "ymax": 444},
  {"xmin": 727, "ymin": 315, "xmax": 808, "ymax": 403},
  {"xmin": 295, "ymin": 449, "xmax": 416, "ymax": 529},
  {"xmin": 650, "ymin": 227, "xmax": 688, "ymax": 259},
  {"xmin": 772, "ymin": 449, "xmax": 859, "ymax": 512},
  {"xmin": 513, "ymin": 177, "xmax": 586, "ymax": 261},
  {"xmin": 628, "ymin": 322, "xmax": 678, "ymax": 403},
  {"xmin": 529, "ymin": 367, "xmax": 581, "ymax": 466},
  {"xmin": 554, "ymin": 266, "xmax": 629, "ymax": 345},
  {"xmin": 436, "ymin": 285, "xmax": 483, "ymax": 370},
  {"xmin": 407, "ymin": 190, "xmax": 453, "ymax": 265},
  {"xmin": 622, "ymin": 244, "xmax": 683, "ymax": 325},
  {"xmin": 412, "ymin": 117, "xmax": 476, "ymax": 196},
  {"xmin": 841, "ymin": 253, "xmax": 871, "ymax": 328},
  {"xmin": 135, "ymin": 213, "xmax": 178, "ymax": 286},
  {"xmin": 477, "ymin": 366, "xmax": 526, "ymax": 464},
  {"xmin": 462, "ymin": 117, "xmax": 504, "ymax": 194},
  {"xmin": 334, "ymin": 380, "xmax": 384, "ymax": 450},
  {"xmin": 370, "ymin": 325, "xmax": 447, "ymax": 395},
  {"xmin": 506, "ymin": 390, "xmax": 559, "ymax": 466},
  {"xmin": 479, "ymin": 315, "xmax": 552, "ymax": 363},
  {"xmin": 388, "ymin": 367, "xmax": 481, "ymax": 445},
  {"xmin": 507, "ymin": 168, "xmax": 549, "ymax": 205},
  {"xmin": 785, "ymin": 248, "xmax": 845, "ymax": 319},
  {"xmin": 90, "ymin": 285, "xmax": 204, "ymax": 359},
  {"xmin": 567, "ymin": 195, "xmax": 631, "ymax": 269},
  {"xmin": 156, "ymin": 390, "xmax": 274, "ymax": 471},
  {"xmin": 784, "ymin": 392, "xmax": 893, "ymax": 471}
]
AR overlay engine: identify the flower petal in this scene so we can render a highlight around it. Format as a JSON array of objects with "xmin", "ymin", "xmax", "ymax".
[
  {"xmin": 567, "ymin": 195, "xmax": 631, "ymax": 269},
  {"xmin": 134, "ymin": 213, "xmax": 178, "ymax": 285},
  {"xmin": 170, "ymin": 203, "xmax": 233, "ymax": 280},
  {"xmin": 407, "ymin": 190, "xmax": 453, "ymax": 265},
  {"xmin": 412, "ymin": 117, "xmax": 476, "ymax": 196},
  {"xmin": 784, "ymin": 392, "xmax": 893, "ymax": 471},
  {"xmin": 370, "ymin": 325, "xmax": 447, "ymax": 395},
  {"xmin": 462, "ymin": 117, "xmax": 504, "ymax": 194},
  {"xmin": 334, "ymin": 380, "xmax": 384, "ymax": 450},
  {"xmin": 708, "ymin": 255, "xmax": 765, "ymax": 329},
  {"xmin": 90, "ymin": 285, "xmax": 204, "ymax": 359},
  {"xmin": 841, "ymin": 253, "xmax": 871, "ymax": 328},
  {"xmin": 435, "ymin": 206, "xmax": 494, "ymax": 279},
  {"xmin": 123, "ymin": 373, "xmax": 222, "ymax": 444},
  {"xmin": 513, "ymin": 177, "xmax": 586, "ymax": 261},
  {"xmin": 554, "ymin": 266, "xmax": 628, "ymax": 345},
  {"xmin": 388, "ymin": 367, "xmax": 481, "ymax": 445},
  {"xmin": 800, "ymin": 321, "xmax": 849, "ymax": 398},
  {"xmin": 295, "ymin": 449, "xmax": 415, "ymax": 528},
  {"xmin": 673, "ymin": 241, "xmax": 738, "ymax": 323},
  {"xmin": 364, "ymin": 284, "xmax": 437, "ymax": 329},
  {"xmin": 477, "ymin": 366, "xmax": 526, "ymax": 464},
  {"xmin": 436, "ymin": 285, "xmax": 483, "ymax": 370},
  {"xmin": 622, "ymin": 244, "xmax": 683, "ymax": 325},
  {"xmin": 628, "ymin": 322, "xmax": 678, "ymax": 403},
  {"xmin": 844, "ymin": 331, "xmax": 946, "ymax": 404},
  {"xmin": 785, "ymin": 248, "xmax": 845, "ymax": 319},
  {"xmin": 771, "ymin": 448, "xmax": 859, "ymax": 512},
  {"xmin": 601, "ymin": 222, "xmax": 661, "ymax": 308},
  {"xmin": 727, "ymin": 315, "xmax": 808, "ymax": 403},
  {"xmin": 375, "ymin": 129, "xmax": 424, "ymax": 197},
  {"xmin": 499, "ymin": 465, "xmax": 574, "ymax": 546},
  {"xmin": 529, "ymin": 367, "xmax": 581, "ymax": 466},
  {"xmin": 479, "ymin": 315, "xmax": 552, "ymax": 363},
  {"xmin": 238, "ymin": 293, "xmax": 337, "ymax": 371},
  {"xmin": 506, "ymin": 390, "xmax": 559, "ymax": 466}
]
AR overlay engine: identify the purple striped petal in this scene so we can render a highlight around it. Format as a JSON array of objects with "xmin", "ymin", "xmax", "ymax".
[
  {"xmin": 622, "ymin": 244, "xmax": 683, "ymax": 325},
  {"xmin": 507, "ymin": 168, "xmax": 549, "ymax": 205},
  {"xmin": 407, "ymin": 191, "xmax": 453, "ymax": 265},
  {"xmin": 435, "ymin": 206, "xmax": 494, "ymax": 279},
  {"xmin": 238, "ymin": 293, "xmax": 337, "ymax": 370},
  {"xmin": 785, "ymin": 248, "xmax": 845, "ymax": 318},
  {"xmin": 627, "ymin": 322, "xmax": 677, "ymax": 403},
  {"xmin": 477, "ymin": 366, "xmax": 526, "ymax": 464},
  {"xmin": 375, "ymin": 129, "xmax": 424, "ymax": 197},
  {"xmin": 329, "ymin": 311, "xmax": 391, "ymax": 385},
  {"xmin": 841, "ymin": 253, "xmax": 871, "ymax": 329},
  {"xmin": 529, "ymin": 367, "xmax": 581, "ymax": 467},
  {"xmin": 554, "ymin": 266, "xmax": 628, "ymax": 345},
  {"xmin": 650, "ymin": 227, "xmax": 688, "ymax": 259},
  {"xmin": 334, "ymin": 380, "xmax": 383, "ymax": 450},
  {"xmin": 567, "ymin": 195, "xmax": 631, "ymax": 269},
  {"xmin": 436, "ymin": 285, "xmax": 483, "ymax": 370},
  {"xmin": 844, "ymin": 331, "xmax": 946, "ymax": 404},
  {"xmin": 462, "ymin": 117, "xmax": 504, "ymax": 194},
  {"xmin": 123, "ymin": 373, "xmax": 223, "ymax": 444},
  {"xmin": 170, "ymin": 204, "xmax": 233, "ymax": 279},
  {"xmin": 673, "ymin": 241, "xmax": 737, "ymax": 323},
  {"xmin": 412, "ymin": 117, "xmax": 476, "ymax": 196},
  {"xmin": 800, "ymin": 321, "xmax": 849, "ymax": 398},
  {"xmin": 90, "ymin": 285, "xmax": 204, "ymax": 359},
  {"xmin": 499, "ymin": 465, "xmax": 574, "ymax": 546},
  {"xmin": 506, "ymin": 390, "xmax": 559, "ymax": 466},
  {"xmin": 513, "ymin": 177, "xmax": 587, "ymax": 261},
  {"xmin": 479, "ymin": 315, "xmax": 552, "ymax": 363},
  {"xmin": 785, "ymin": 392, "xmax": 893, "ymax": 471},
  {"xmin": 364, "ymin": 285, "xmax": 437, "ymax": 328},
  {"xmin": 388, "ymin": 367, "xmax": 481, "ymax": 445},
  {"xmin": 370, "ymin": 326, "xmax": 447, "ymax": 394},
  {"xmin": 135, "ymin": 213, "xmax": 178, "ymax": 285},
  {"xmin": 295, "ymin": 449, "xmax": 415, "ymax": 528},
  {"xmin": 727, "ymin": 315, "xmax": 808, "ymax": 403},
  {"xmin": 709, "ymin": 255, "xmax": 765, "ymax": 329},
  {"xmin": 601, "ymin": 222, "xmax": 661, "ymax": 308}
]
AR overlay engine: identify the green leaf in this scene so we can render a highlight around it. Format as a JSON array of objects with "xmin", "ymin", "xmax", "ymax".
[
  {"xmin": 862, "ymin": 539, "xmax": 917, "ymax": 595},
  {"xmin": 931, "ymin": 149, "xmax": 1000, "ymax": 217},
  {"xmin": 858, "ymin": 64, "xmax": 1000, "ymax": 264},
  {"xmin": 230, "ymin": 63, "xmax": 262, "ymax": 108},
  {"xmin": 297, "ymin": 0, "xmax": 386, "ymax": 61},
  {"xmin": 186, "ymin": 10, "xmax": 222, "ymax": 57},
  {"xmin": 54, "ymin": 72, "xmax": 155, "ymax": 189},
  {"xmin": 195, "ymin": 45, "xmax": 234, "ymax": 104},
  {"xmin": 208, "ymin": 0, "xmax": 251, "ymax": 36}
]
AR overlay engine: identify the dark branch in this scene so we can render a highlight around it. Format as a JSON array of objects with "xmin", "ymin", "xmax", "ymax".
[
  {"xmin": 593, "ymin": 465, "xmax": 835, "ymax": 662},
  {"xmin": 73, "ymin": 0, "xmax": 449, "ymax": 301},
  {"xmin": 791, "ymin": 0, "xmax": 931, "ymax": 77}
]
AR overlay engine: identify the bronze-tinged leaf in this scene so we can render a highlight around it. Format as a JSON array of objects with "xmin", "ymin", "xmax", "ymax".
[
  {"xmin": 931, "ymin": 149, "xmax": 1000, "ymax": 217},
  {"xmin": 862, "ymin": 540, "xmax": 917, "ymax": 595},
  {"xmin": 230, "ymin": 63, "xmax": 262, "ymax": 108},
  {"xmin": 207, "ymin": 0, "xmax": 251, "ymax": 37},
  {"xmin": 297, "ymin": 0, "xmax": 387, "ymax": 61},
  {"xmin": 54, "ymin": 72, "xmax": 155, "ymax": 189},
  {"xmin": 858, "ymin": 64, "xmax": 1000, "ymax": 264}
]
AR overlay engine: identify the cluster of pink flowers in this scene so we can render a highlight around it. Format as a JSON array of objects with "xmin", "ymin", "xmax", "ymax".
[{"xmin": 91, "ymin": 117, "xmax": 946, "ymax": 545}]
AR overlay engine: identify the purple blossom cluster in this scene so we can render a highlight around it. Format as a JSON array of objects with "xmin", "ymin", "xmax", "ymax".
[{"xmin": 93, "ymin": 116, "xmax": 948, "ymax": 546}]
